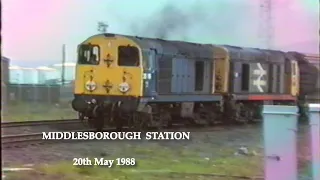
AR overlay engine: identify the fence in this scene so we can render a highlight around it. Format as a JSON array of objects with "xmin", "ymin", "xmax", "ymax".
[
  {"xmin": 5, "ymin": 84, "xmax": 61, "ymax": 104},
  {"xmin": 2, "ymin": 82, "xmax": 8, "ymax": 112},
  {"xmin": 1, "ymin": 83, "xmax": 75, "ymax": 105},
  {"xmin": 59, "ymin": 84, "xmax": 74, "ymax": 102},
  {"xmin": 263, "ymin": 104, "xmax": 320, "ymax": 180}
]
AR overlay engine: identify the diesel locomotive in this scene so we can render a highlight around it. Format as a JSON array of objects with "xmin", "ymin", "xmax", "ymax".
[{"xmin": 71, "ymin": 33, "xmax": 319, "ymax": 131}]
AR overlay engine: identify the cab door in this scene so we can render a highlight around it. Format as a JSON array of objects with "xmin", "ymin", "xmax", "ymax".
[
  {"xmin": 143, "ymin": 48, "xmax": 158, "ymax": 97},
  {"xmin": 291, "ymin": 61, "xmax": 299, "ymax": 96},
  {"xmin": 285, "ymin": 58, "xmax": 299, "ymax": 96}
]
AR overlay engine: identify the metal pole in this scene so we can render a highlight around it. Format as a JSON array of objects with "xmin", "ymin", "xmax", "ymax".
[
  {"xmin": 259, "ymin": 0, "xmax": 273, "ymax": 49},
  {"xmin": 62, "ymin": 44, "xmax": 66, "ymax": 86}
]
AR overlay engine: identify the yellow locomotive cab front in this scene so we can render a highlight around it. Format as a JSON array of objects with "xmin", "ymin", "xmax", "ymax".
[{"xmin": 74, "ymin": 34, "xmax": 143, "ymax": 98}]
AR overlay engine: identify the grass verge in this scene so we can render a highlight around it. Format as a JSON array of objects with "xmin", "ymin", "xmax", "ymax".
[
  {"xmin": 5, "ymin": 146, "xmax": 263, "ymax": 180},
  {"xmin": 2, "ymin": 102, "xmax": 76, "ymax": 121}
]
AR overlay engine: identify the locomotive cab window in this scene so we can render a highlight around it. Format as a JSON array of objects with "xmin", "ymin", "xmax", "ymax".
[
  {"xmin": 118, "ymin": 46, "xmax": 140, "ymax": 66},
  {"xmin": 78, "ymin": 45, "xmax": 100, "ymax": 65}
]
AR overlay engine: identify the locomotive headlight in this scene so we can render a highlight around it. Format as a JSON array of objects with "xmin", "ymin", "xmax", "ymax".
[
  {"xmin": 85, "ymin": 81, "xmax": 97, "ymax": 91},
  {"xmin": 118, "ymin": 82, "xmax": 130, "ymax": 93}
]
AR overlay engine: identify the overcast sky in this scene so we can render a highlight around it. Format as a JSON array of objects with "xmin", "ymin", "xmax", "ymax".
[{"xmin": 2, "ymin": 0, "xmax": 319, "ymax": 66}]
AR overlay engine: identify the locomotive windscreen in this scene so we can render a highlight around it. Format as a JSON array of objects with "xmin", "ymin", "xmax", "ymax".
[
  {"xmin": 78, "ymin": 45, "xmax": 100, "ymax": 65},
  {"xmin": 118, "ymin": 46, "xmax": 140, "ymax": 66}
]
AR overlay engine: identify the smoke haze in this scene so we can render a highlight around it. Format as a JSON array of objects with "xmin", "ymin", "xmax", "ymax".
[
  {"xmin": 127, "ymin": 0, "xmax": 260, "ymax": 47},
  {"xmin": 2, "ymin": 0, "xmax": 319, "ymax": 66},
  {"xmin": 114, "ymin": 0, "xmax": 319, "ymax": 52}
]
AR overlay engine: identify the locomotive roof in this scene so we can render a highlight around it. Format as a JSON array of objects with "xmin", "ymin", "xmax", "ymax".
[
  {"xmin": 221, "ymin": 45, "xmax": 263, "ymax": 55},
  {"xmin": 133, "ymin": 38, "xmax": 214, "ymax": 60},
  {"xmin": 84, "ymin": 33, "xmax": 291, "ymax": 63},
  {"xmin": 303, "ymin": 54, "xmax": 320, "ymax": 71},
  {"xmin": 288, "ymin": 52, "xmax": 320, "ymax": 68},
  {"xmin": 219, "ymin": 45, "xmax": 286, "ymax": 62},
  {"xmin": 85, "ymin": 33, "xmax": 214, "ymax": 60}
]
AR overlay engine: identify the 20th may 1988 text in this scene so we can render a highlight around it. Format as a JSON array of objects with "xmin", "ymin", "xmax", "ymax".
[{"xmin": 73, "ymin": 157, "xmax": 136, "ymax": 168}]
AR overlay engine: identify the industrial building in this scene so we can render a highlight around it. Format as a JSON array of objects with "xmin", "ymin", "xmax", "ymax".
[
  {"xmin": 36, "ymin": 66, "xmax": 60, "ymax": 84},
  {"xmin": 51, "ymin": 62, "xmax": 76, "ymax": 82},
  {"xmin": 8, "ymin": 62, "xmax": 75, "ymax": 84},
  {"xmin": 9, "ymin": 66, "xmax": 38, "ymax": 84}
]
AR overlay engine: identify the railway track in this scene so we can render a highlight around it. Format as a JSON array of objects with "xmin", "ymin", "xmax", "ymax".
[
  {"xmin": 1, "ymin": 119, "xmax": 80, "ymax": 128},
  {"xmin": 2, "ymin": 133, "xmax": 46, "ymax": 148},
  {"xmin": 1, "ymin": 115, "xmax": 259, "ymax": 149},
  {"xmin": 1, "ymin": 124, "xmax": 255, "ymax": 149},
  {"xmin": 1, "ymin": 119, "xmax": 84, "ymax": 148},
  {"xmin": 1, "ymin": 129, "xmax": 96, "ymax": 149}
]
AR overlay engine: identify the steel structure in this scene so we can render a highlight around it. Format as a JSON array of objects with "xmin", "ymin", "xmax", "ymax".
[{"xmin": 259, "ymin": 0, "xmax": 274, "ymax": 49}]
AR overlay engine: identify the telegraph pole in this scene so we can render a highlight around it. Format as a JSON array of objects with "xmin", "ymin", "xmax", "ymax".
[
  {"xmin": 97, "ymin": 22, "xmax": 108, "ymax": 33},
  {"xmin": 259, "ymin": 0, "xmax": 274, "ymax": 49},
  {"xmin": 61, "ymin": 44, "xmax": 66, "ymax": 86}
]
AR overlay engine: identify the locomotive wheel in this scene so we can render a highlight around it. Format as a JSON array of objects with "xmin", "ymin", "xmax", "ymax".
[
  {"xmin": 78, "ymin": 112, "xmax": 84, "ymax": 120},
  {"xmin": 87, "ymin": 119, "xmax": 94, "ymax": 128},
  {"xmin": 92, "ymin": 105, "xmax": 105, "ymax": 132},
  {"xmin": 78, "ymin": 112, "xmax": 87, "ymax": 126},
  {"xmin": 192, "ymin": 112, "xmax": 209, "ymax": 126},
  {"xmin": 233, "ymin": 104, "xmax": 249, "ymax": 124},
  {"xmin": 148, "ymin": 106, "xmax": 170, "ymax": 130},
  {"xmin": 129, "ymin": 112, "xmax": 148, "ymax": 131},
  {"xmin": 115, "ymin": 122, "xmax": 123, "ymax": 131},
  {"xmin": 159, "ymin": 111, "xmax": 171, "ymax": 129},
  {"xmin": 93, "ymin": 116, "xmax": 104, "ymax": 132},
  {"xmin": 109, "ymin": 104, "xmax": 124, "ymax": 131},
  {"xmin": 114, "ymin": 113, "xmax": 124, "ymax": 131}
]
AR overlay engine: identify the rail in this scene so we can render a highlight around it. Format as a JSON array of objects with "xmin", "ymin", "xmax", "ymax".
[
  {"xmin": 1, "ymin": 119, "xmax": 79, "ymax": 128},
  {"xmin": 1, "ymin": 129, "xmax": 93, "ymax": 147},
  {"xmin": 2, "ymin": 133, "xmax": 44, "ymax": 145}
]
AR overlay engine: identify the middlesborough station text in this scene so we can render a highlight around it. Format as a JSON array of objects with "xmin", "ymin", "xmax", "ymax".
[{"xmin": 42, "ymin": 131, "xmax": 190, "ymax": 140}]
